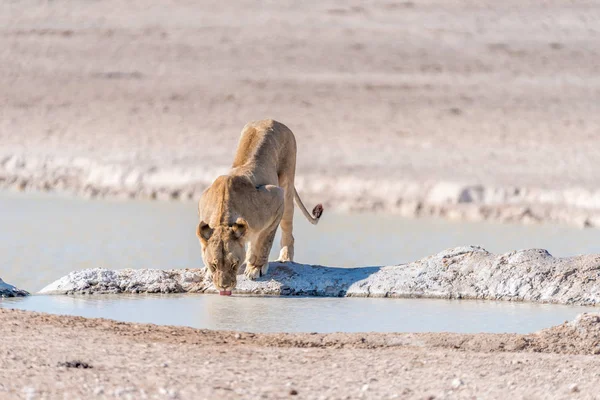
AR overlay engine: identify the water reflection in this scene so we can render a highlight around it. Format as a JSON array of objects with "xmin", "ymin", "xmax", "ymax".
[
  {"xmin": 1, "ymin": 191, "xmax": 600, "ymax": 292},
  {"xmin": 0, "ymin": 294, "xmax": 592, "ymax": 334},
  {"xmin": 1, "ymin": 191, "xmax": 599, "ymax": 335}
]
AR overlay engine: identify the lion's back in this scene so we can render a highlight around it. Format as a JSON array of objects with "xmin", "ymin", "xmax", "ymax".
[{"xmin": 232, "ymin": 119, "xmax": 296, "ymax": 170}]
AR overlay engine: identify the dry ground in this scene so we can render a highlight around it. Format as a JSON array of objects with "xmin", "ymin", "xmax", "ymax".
[
  {"xmin": 3, "ymin": 3, "xmax": 600, "ymax": 397},
  {"xmin": 1, "ymin": 309, "xmax": 600, "ymax": 399},
  {"xmin": 1, "ymin": 0, "xmax": 600, "ymax": 224}
]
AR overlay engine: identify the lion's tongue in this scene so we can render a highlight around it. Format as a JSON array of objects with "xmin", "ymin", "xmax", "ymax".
[{"xmin": 219, "ymin": 290, "xmax": 232, "ymax": 296}]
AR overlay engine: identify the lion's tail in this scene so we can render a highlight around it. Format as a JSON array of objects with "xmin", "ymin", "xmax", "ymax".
[{"xmin": 293, "ymin": 187, "xmax": 324, "ymax": 225}]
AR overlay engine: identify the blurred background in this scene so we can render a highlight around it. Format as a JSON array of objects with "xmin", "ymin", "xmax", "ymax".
[
  {"xmin": 2, "ymin": 0, "xmax": 599, "ymax": 222},
  {"xmin": 1, "ymin": 0, "xmax": 600, "ymax": 291}
]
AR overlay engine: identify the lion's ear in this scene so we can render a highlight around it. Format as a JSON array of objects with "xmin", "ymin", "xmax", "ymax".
[
  {"xmin": 196, "ymin": 221, "xmax": 213, "ymax": 243},
  {"xmin": 232, "ymin": 218, "xmax": 247, "ymax": 239}
]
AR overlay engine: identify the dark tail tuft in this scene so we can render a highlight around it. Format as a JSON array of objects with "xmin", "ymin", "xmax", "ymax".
[{"xmin": 312, "ymin": 204, "xmax": 324, "ymax": 219}]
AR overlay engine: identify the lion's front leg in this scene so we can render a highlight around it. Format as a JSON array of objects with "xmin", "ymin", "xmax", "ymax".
[
  {"xmin": 243, "ymin": 240, "xmax": 258, "ymax": 278},
  {"xmin": 245, "ymin": 226, "xmax": 278, "ymax": 280},
  {"xmin": 204, "ymin": 265, "xmax": 213, "ymax": 280},
  {"xmin": 200, "ymin": 248, "xmax": 213, "ymax": 281},
  {"xmin": 243, "ymin": 184, "xmax": 284, "ymax": 280}
]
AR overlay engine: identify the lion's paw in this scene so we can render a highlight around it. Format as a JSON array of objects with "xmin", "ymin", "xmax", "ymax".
[
  {"xmin": 277, "ymin": 247, "xmax": 293, "ymax": 263},
  {"xmin": 245, "ymin": 264, "xmax": 261, "ymax": 280},
  {"xmin": 244, "ymin": 263, "xmax": 269, "ymax": 280}
]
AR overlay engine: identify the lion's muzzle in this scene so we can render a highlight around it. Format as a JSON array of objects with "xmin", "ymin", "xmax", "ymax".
[{"xmin": 212, "ymin": 269, "xmax": 236, "ymax": 293}]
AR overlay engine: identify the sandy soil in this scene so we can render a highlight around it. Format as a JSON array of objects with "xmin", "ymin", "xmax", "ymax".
[
  {"xmin": 1, "ymin": 0, "xmax": 600, "ymax": 226},
  {"xmin": 1, "ymin": 309, "xmax": 600, "ymax": 399}
]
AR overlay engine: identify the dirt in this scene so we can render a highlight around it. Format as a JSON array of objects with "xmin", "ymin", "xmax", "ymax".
[
  {"xmin": 1, "ymin": 0, "xmax": 600, "ymax": 226},
  {"xmin": 1, "ymin": 308, "xmax": 600, "ymax": 399}
]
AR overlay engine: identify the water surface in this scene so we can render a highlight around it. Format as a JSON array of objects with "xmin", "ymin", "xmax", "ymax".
[
  {"xmin": 1, "ymin": 191, "xmax": 599, "ymax": 334},
  {"xmin": 2, "ymin": 191, "xmax": 599, "ymax": 292},
  {"xmin": 1, "ymin": 294, "xmax": 595, "ymax": 334}
]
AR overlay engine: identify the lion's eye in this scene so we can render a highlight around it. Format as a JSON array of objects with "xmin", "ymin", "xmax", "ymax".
[{"xmin": 231, "ymin": 262, "xmax": 238, "ymax": 270}]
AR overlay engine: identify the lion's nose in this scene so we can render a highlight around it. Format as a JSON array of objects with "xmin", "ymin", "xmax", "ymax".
[{"xmin": 213, "ymin": 276, "xmax": 235, "ymax": 291}]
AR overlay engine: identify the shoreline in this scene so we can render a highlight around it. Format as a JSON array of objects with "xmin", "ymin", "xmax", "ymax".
[
  {"xmin": 2, "ymin": 156, "xmax": 600, "ymax": 228},
  {"xmin": 2, "ymin": 308, "xmax": 599, "ymax": 355},
  {"xmin": 0, "ymin": 308, "xmax": 599, "ymax": 399}
]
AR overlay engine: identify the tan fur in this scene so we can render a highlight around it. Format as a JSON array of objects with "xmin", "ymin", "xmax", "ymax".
[{"xmin": 196, "ymin": 119, "xmax": 323, "ymax": 291}]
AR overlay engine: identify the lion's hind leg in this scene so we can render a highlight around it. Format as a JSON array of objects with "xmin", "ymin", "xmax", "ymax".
[{"xmin": 276, "ymin": 179, "xmax": 295, "ymax": 263}]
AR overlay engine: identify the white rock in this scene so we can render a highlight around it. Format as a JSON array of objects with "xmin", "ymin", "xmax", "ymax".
[
  {"xmin": 3, "ymin": 155, "xmax": 25, "ymax": 172},
  {"xmin": 451, "ymin": 378, "xmax": 464, "ymax": 389},
  {"xmin": 426, "ymin": 182, "xmax": 466, "ymax": 205},
  {"xmin": 93, "ymin": 386, "xmax": 104, "ymax": 395},
  {"xmin": 569, "ymin": 384, "xmax": 579, "ymax": 393},
  {"xmin": 38, "ymin": 246, "xmax": 600, "ymax": 306},
  {"xmin": 22, "ymin": 387, "xmax": 36, "ymax": 400}
]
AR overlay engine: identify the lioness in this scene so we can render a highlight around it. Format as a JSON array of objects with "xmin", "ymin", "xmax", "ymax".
[{"xmin": 196, "ymin": 119, "xmax": 323, "ymax": 294}]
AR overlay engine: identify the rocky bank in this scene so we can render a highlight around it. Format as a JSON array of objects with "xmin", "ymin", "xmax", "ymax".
[
  {"xmin": 40, "ymin": 246, "xmax": 600, "ymax": 306},
  {"xmin": 0, "ymin": 278, "xmax": 29, "ymax": 298},
  {"xmin": 3, "ymin": 155, "xmax": 600, "ymax": 228}
]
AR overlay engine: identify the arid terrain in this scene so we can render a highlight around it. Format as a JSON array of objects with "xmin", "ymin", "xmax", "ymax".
[
  {"xmin": 1, "ymin": 309, "xmax": 600, "ymax": 399},
  {"xmin": 1, "ymin": 0, "xmax": 600, "ymax": 225}
]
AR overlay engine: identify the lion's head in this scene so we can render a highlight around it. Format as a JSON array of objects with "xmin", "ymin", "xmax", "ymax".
[{"xmin": 196, "ymin": 218, "xmax": 248, "ymax": 292}]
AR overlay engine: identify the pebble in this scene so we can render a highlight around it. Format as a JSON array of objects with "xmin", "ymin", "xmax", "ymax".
[
  {"xmin": 235, "ymin": 333, "xmax": 241, "ymax": 339},
  {"xmin": 22, "ymin": 387, "xmax": 36, "ymax": 400},
  {"xmin": 569, "ymin": 384, "xmax": 580, "ymax": 393},
  {"xmin": 361, "ymin": 384, "xmax": 370, "ymax": 392},
  {"xmin": 93, "ymin": 386, "xmax": 105, "ymax": 395},
  {"xmin": 451, "ymin": 378, "xmax": 464, "ymax": 389},
  {"xmin": 116, "ymin": 387, "xmax": 138, "ymax": 398},
  {"xmin": 159, "ymin": 387, "xmax": 178, "ymax": 399}
]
